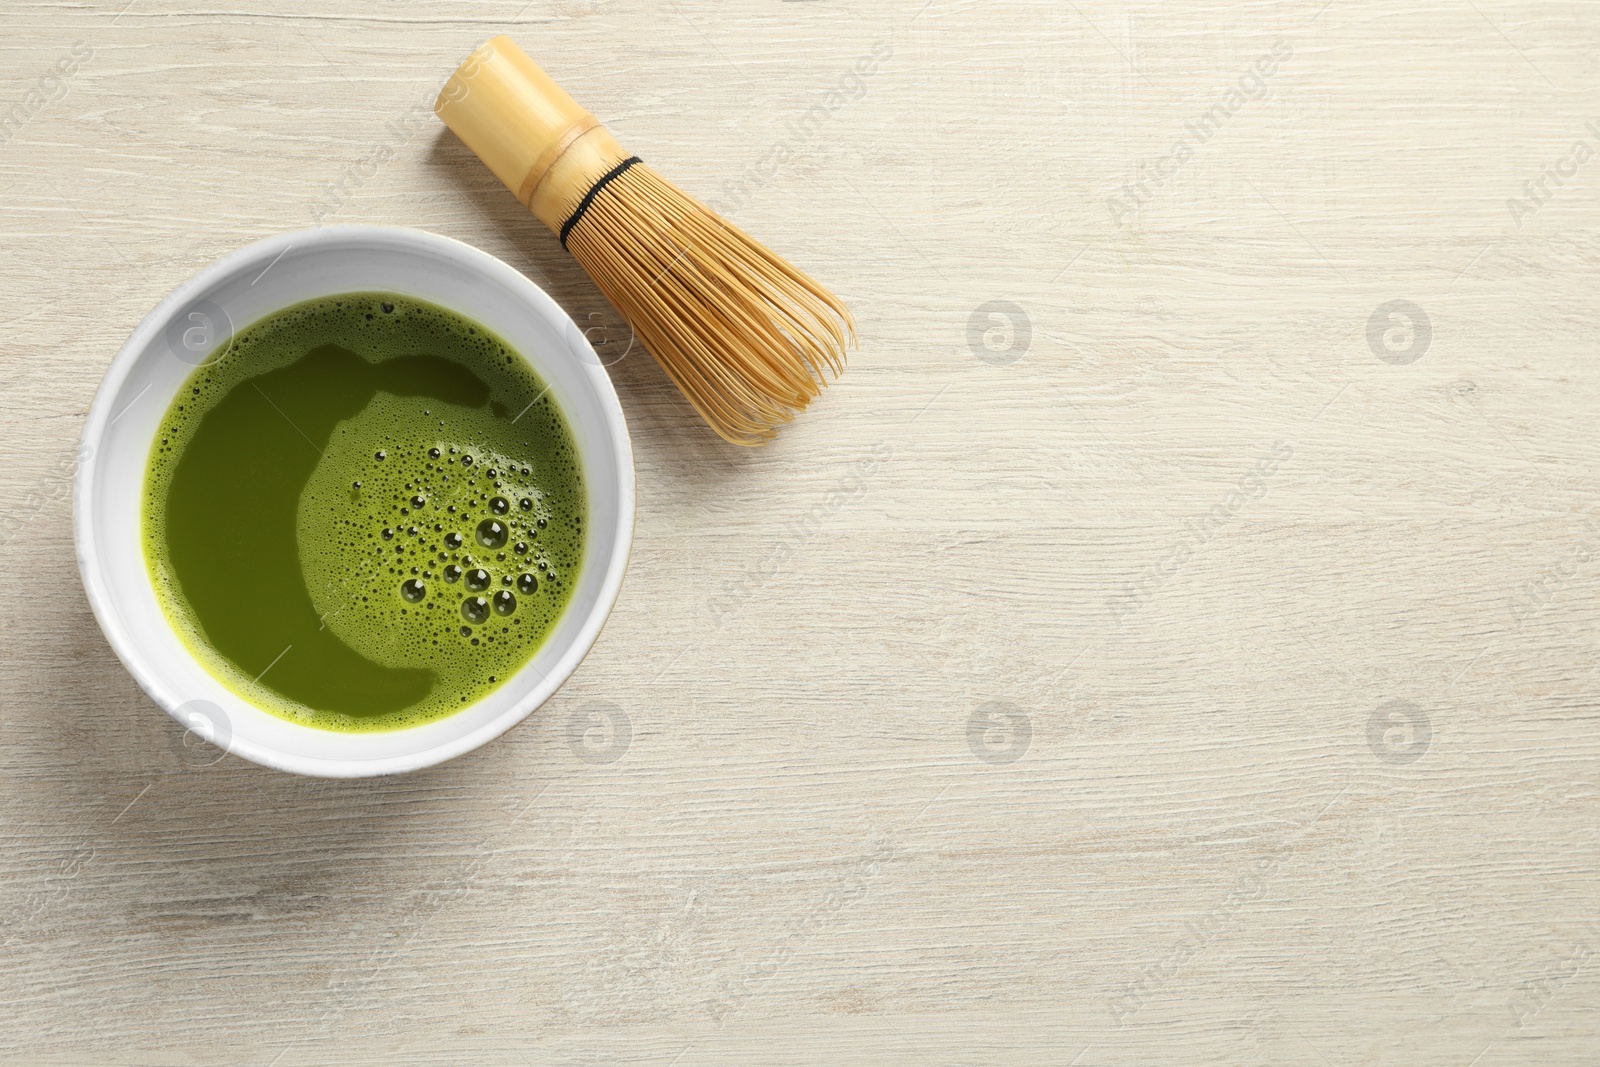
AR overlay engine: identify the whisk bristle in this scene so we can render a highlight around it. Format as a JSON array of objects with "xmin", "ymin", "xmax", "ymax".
[{"xmin": 564, "ymin": 163, "xmax": 855, "ymax": 446}]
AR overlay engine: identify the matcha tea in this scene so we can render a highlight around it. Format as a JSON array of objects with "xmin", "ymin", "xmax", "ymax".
[{"xmin": 144, "ymin": 293, "xmax": 586, "ymax": 732}]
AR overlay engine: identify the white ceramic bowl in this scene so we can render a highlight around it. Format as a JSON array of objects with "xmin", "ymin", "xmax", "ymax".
[{"xmin": 74, "ymin": 226, "xmax": 634, "ymax": 777}]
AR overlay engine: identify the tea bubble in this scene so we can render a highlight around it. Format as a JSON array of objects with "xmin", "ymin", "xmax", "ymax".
[
  {"xmin": 411, "ymin": 495, "xmax": 426, "ymax": 509},
  {"xmin": 476, "ymin": 519, "xmax": 508, "ymax": 549},
  {"xmin": 514, "ymin": 541, "xmax": 528, "ymax": 555},
  {"xmin": 519, "ymin": 497, "xmax": 533, "ymax": 511},
  {"xmin": 429, "ymin": 448, "xmax": 441, "ymax": 459},
  {"xmin": 382, "ymin": 528, "xmax": 394, "ymax": 540},
  {"xmin": 517, "ymin": 573, "xmax": 538, "ymax": 595},
  {"xmin": 400, "ymin": 579, "xmax": 426, "ymax": 602},
  {"xmin": 443, "ymin": 564, "xmax": 462, "ymax": 582},
  {"xmin": 444, "ymin": 532, "xmax": 463, "ymax": 550},
  {"xmin": 461, "ymin": 596, "xmax": 490, "ymax": 624},
  {"xmin": 492, "ymin": 590, "xmax": 516, "ymax": 616},
  {"xmin": 465, "ymin": 567, "xmax": 491, "ymax": 592},
  {"xmin": 489, "ymin": 496, "xmax": 510, "ymax": 516}
]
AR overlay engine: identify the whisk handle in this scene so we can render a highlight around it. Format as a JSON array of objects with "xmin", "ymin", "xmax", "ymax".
[{"xmin": 436, "ymin": 37, "xmax": 635, "ymax": 235}]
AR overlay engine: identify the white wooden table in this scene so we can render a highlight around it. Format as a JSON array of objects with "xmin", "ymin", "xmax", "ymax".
[{"xmin": 3, "ymin": 0, "xmax": 1598, "ymax": 1062}]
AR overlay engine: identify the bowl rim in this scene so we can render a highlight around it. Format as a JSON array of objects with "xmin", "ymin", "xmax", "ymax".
[{"xmin": 73, "ymin": 224, "xmax": 636, "ymax": 777}]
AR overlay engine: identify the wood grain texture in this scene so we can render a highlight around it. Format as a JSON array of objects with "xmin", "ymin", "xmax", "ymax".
[{"xmin": 2, "ymin": 0, "xmax": 1598, "ymax": 1062}]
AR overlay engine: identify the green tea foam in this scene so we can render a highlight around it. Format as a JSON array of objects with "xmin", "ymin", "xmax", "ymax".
[{"xmin": 143, "ymin": 293, "xmax": 586, "ymax": 733}]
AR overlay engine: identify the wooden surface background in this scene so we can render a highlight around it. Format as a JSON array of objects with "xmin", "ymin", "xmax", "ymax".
[{"xmin": 3, "ymin": 0, "xmax": 1598, "ymax": 1062}]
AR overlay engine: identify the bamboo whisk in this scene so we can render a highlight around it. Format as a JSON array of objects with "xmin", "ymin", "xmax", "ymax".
[{"xmin": 435, "ymin": 37, "xmax": 855, "ymax": 446}]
